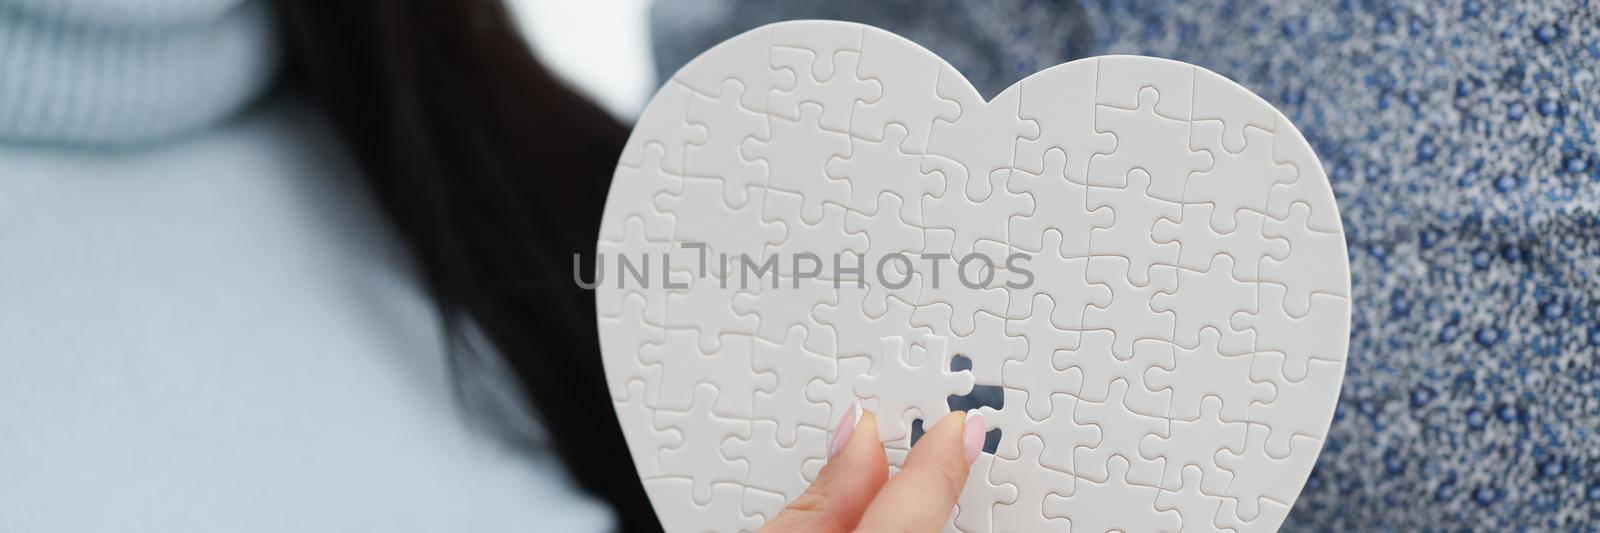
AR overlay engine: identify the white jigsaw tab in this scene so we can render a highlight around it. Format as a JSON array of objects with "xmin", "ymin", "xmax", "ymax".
[
  {"xmin": 653, "ymin": 383, "xmax": 751, "ymax": 505},
  {"xmin": 854, "ymin": 336, "xmax": 976, "ymax": 442},
  {"xmin": 988, "ymin": 435, "xmax": 1074, "ymax": 532},
  {"xmin": 686, "ymin": 78, "xmax": 770, "ymax": 209},
  {"xmin": 1042, "ymin": 455, "xmax": 1181, "ymax": 533}
]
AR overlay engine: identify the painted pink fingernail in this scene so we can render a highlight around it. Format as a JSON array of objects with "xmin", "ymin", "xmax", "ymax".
[
  {"xmin": 828, "ymin": 400, "xmax": 862, "ymax": 459},
  {"xmin": 962, "ymin": 412, "xmax": 987, "ymax": 463}
]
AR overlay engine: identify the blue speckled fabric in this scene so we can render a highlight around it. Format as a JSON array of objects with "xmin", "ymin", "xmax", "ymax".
[{"xmin": 652, "ymin": 1, "xmax": 1600, "ymax": 529}]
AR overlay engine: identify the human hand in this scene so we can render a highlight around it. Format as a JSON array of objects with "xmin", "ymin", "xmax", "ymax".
[{"xmin": 760, "ymin": 404, "xmax": 988, "ymax": 533}]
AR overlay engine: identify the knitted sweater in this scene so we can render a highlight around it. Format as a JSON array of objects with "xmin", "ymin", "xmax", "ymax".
[{"xmin": 0, "ymin": 1, "xmax": 612, "ymax": 530}]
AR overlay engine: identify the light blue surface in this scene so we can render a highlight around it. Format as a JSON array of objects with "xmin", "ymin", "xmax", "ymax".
[
  {"xmin": 0, "ymin": 0, "xmax": 614, "ymax": 528},
  {"xmin": 0, "ymin": 97, "xmax": 615, "ymax": 532}
]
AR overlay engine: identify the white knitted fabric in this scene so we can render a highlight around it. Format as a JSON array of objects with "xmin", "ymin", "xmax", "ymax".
[{"xmin": 0, "ymin": 0, "xmax": 280, "ymax": 145}]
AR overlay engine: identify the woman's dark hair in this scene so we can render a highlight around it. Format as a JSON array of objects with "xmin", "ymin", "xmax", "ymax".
[{"xmin": 274, "ymin": 1, "xmax": 658, "ymax": 530}]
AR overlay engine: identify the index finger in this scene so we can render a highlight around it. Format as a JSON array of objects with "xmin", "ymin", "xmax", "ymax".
[{"xmin": 854, "ymin": 411, "xmax": 986, "ymax": 532}]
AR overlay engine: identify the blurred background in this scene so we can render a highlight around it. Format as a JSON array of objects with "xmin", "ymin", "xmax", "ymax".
[{"xmin": 512, "ymin": 0, "xmax": 655, "ymax": 120}]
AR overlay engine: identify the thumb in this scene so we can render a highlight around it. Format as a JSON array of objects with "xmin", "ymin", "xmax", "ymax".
[
  {"xmin": 854, "ymin": 410, "xmax": 983, "ymax": 533},
  {"xmin": 761, "ymin": 403, "xmax": 888, "ymax": 533}
]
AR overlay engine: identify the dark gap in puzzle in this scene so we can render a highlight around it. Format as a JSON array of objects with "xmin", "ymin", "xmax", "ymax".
[{"xmin": 904, "ymin": 355, "xmax": 1002, "ymax": 454}]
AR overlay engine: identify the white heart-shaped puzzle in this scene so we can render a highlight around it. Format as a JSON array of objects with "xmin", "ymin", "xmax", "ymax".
[{"xmin": 597, "ymin": 20, "xmax": 1349, "ymax": 532}]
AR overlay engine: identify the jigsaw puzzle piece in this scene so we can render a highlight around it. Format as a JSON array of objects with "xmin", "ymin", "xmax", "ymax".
[
  {"xmin": 1072, "ymin": 379, "xmax": 1169, "ymax": 486},
  {"xmin": 615, "ymin": 380, "xmax": 676, "ymax": 477},
  {"xmin": 1192, "ymin": 66, "xmax": 1277, "ymax": 155},
  {"xmin": 1002, "ymin": 391, "xmax": 1099, "ymax": 476},
  {"xmin": 1259, "ymin": 202, "xmax": 1350, "ymax": 317},
  {"xmin": 828, "ymin": 124, "xmax": 943, "ymax": 221},
  {"xmin": 643, "ymin": 478, "xmax": 763, "ymax": 533},
  {"xmin": 1153, "ymin": 465, "xmax": 1230, "ymax": 533},
  {"xmin": 1007, "ymin": 147, "xmax": 1112, "ymax": 258},
  {"xmin": 1096, "ymin": 55, "xmax": 1194, "ymax": 119},
  {"xmin": 799, "ymin": 452, "xmax": 826, "ymax": 486},
  {"xmin": 740, "ymin": 103, "xmax": 852, "ymax": 224},
  {"xmin": 1055, "ymin": 330, "xmax": 1173, "ymax": 418},
  {"xmin": 668, "ymin": 25, "xmax": 790, "ymax": 113},
  {"xmin": 1153, "ymin": 203, "xmax": 1290, "ymax": 281},
  {"xmin": 685, "ymin": 78, "xmax": 770, "ymax": 209},
  {"xmin": 662, "ymin": 266, "xmax": 759, "ymax": 354},
  {"xmin": 654, "ymin": 383, "xmax": 752, "ymax": 505},
  {"xmin": 605, "ymin": 141, "xmax": 683, "ymax": 243},
  {"xmin": 851, "ymin": 261, "xmax": 925, "ymax": 323},
  {"xmin": 842, "ymin": 192, "xmax": 924, "ymax": 276},
  {"xmin": 1088, "ymin": 86, "xmax": 1211, "ymax": 201},
  {"xmin": 769, "ymin": 43, "xmax": 877, "ymax": 133},
  {"xmin": 1087, "ymin": 168, "xmax": 1182, "ymax": 285},
  {"xmin": 596, "ymin": 216, "xmax": 675, "ymax": 320},
  {"xmin": 1000, "ymin": 297, "xmax": 1084, "ymax": 421},
  {"xmin": 1212, "ymin": 422, "xmax": 1320, "ymax": 527},
  {"xmin": 922, "ymin": 167, "xmax": 1033, "ymax": 261},
  {"xmin": 732, "ymin": 275, "xmax": 837, "ymax": 354},
  {"xmin": 1042, "ymin": 455, "xmax": 1180, "ymax": 533},
  {"xmin": 1231, "ymin": 283, "xmax": 1350, "ymax": 382},
  {"xmin": 912, "ymin": 288, "xmax": 1009, "ymax": 343},
  {"xmin": 720, "ymin": 419, "xmax": 828, "ymax": 502},
  {"xmin": 909, "ymin": 284, "xmax": 1013, "ymax": 351},
  {"xmin": 1216, "ymin": 492, "xmax": 1292, "ymax": 533},
  {"xmin": 854, "ymin": 336, "xmax": 975, "ymax": 442},
  {"xmin": 1247, "ymin": 355, "xmax": 1343, "ymax": 459},
  {"xmin": 1139, "ymin": 395, "xmax": 1246, "ymax": 494},
  {"xmin": 1142, "ymin": 328, "xmax": 1273, "ymax": 422},
  {"xmin": 598, "ymin": 293, "xmax": 663, "ymax": 401},
  {"xmin": 950, "ymin": 452, "xmax": 1017, "ymax": 533},
  {"xmin": 749, "ymin": 325, "xmax": 835, "ymax": 445},
  {"xmin": 1083, "ymin": 255, "xmax": 1178, "ymax": 360},
  {"xmin": 851, "ymin": 26, "xmax": 955, "ymax": 148},
  {"xmin": 805, "ymin": 356, "xmax": 872, "ymax": 445},
  {"xmin": 920, "ymin": 310, "xmax": 1024, "ymax": 386},
  {"xmin": 1267, "ymin": 113, "xmax": 1341, "ymax": 232},
  {"xmin": 987, "ymin": 435, "xmax": 1073, "ymax": 532},
  {"xmin": 815, "ymin": 283, "xmax": 928, "ymax": 359},
  {"xmin": 654, "ymin": 177, "xmax": 784, "ymax": 278},
  {"xmin": 770, "ymin": 19, "xmax": 865, "ymax": 85},
  {"xmin": 758, "ymin": 195, "xmax": 866, "ymax": 280},
  {"xmin": 641, "ymin": 329, "xmax": 757, "ymax": 418},
  {"xmin": 740, "ymin": 486, "xmax": 789, "ymax": 530},
  {"xmin": 910, "ymin": 231, "xmax": 1012, "ymax": 337},
  {"xmin": 975, "ymin": 388, "xmax": 1035, "ymax": 460},
  {"xmin": 926, "ymin": 69, "xmax": 1038, "ymax": 203},
  {"xmin": 1007, "ymin": 230, "xmax": 1105, "ymax": 329},
  {"xmin": 1015, "ymin": 58, "xmax": 1117, "ymax": 178},
  {"xmin": 1151, "ymin": 253, "xmax": 1256, "ymax": 353},
  {"xmin": 619, "ymin": 81, "xmax": 699, "ymax": 175},
  {"xmin": 1184, "ymin": 121, "xmax": 1294, "ymax": 234}
]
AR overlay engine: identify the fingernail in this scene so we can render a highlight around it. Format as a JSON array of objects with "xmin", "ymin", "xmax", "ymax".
[
  {"xmin": 961, "ymin": 412, "xmax": 986, "ymax": 463},
  {"xmin": 828, "ymin": 400, "xmax": 862, "ymax": 459}
]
